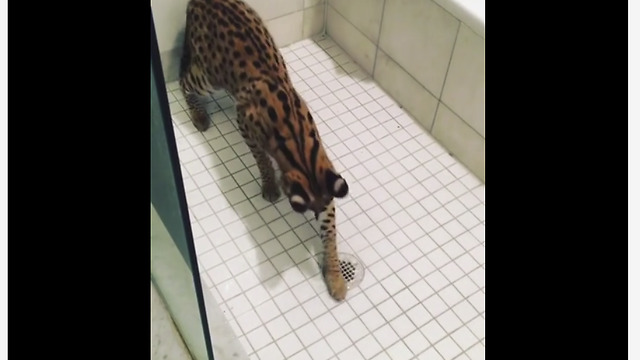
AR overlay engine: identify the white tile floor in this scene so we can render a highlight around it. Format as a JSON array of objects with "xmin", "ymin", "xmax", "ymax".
[{"xmin": 165, "ymin": 35, "xmax": 485, "ymax": 360}]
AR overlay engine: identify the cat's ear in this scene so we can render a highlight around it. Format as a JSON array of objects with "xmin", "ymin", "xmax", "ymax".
[
  {"xmin": 325, "ymin": 170, "xmax": 348, "ymax": 198},
  {"xmin": 288, "ymin": 181, "xmax": 309, "ymax": 213}
]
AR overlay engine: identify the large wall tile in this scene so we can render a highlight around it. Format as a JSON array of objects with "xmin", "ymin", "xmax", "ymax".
[
  {"xmin": 245, "ymin": 0, "xmax": 303, "ymax": 21},
  {"xmin": 374, "ymin": 50, "xmax": 439, "ymax": 132},
  {"xmin": 266, "ymin": 11, "xmax": 304, "ymax": 48},
  {"xmin": 326, "ymin": 6, "xmax": 377, "ymax": 74},
  {"xmin": 328, "ymin": 0, "xmax": 385, "ymax": 43},
  {"xmin": 441, "ymin": 24, "xmax": 484, "ymax": 137},
  {"xmin": 303, "ymin": 5, "xmax": 325, "ymax": 39},
  {"xmin": 432, "ymin": 104, "xmax": 484, "ymax": 181},
  {"xmin": 304, "ymin": 0, "xmax": 324, "ymax": 8},
  {"xmin": 379, "ymin": 0, "xmax": 459, "ymax": 98}
]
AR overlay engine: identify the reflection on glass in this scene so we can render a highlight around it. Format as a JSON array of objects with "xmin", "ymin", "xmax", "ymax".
[{"xmin": 151, "ymin": 7, "xmax": 214, "ymax": 360}]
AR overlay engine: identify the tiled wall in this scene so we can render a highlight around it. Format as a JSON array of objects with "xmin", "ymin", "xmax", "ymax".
[
  {"xmin": 326, "ymin": 0, "xmax": 485, "ymax": 182},
  {"xmin": 152, "ymin": 0, "xmax": 327, "ymax": 82},
  {"xmin": 244, "ymin": 0, "xmax": 325, "ymax": 47}
]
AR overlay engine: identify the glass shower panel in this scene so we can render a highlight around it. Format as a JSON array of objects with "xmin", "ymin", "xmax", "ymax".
[{"xmin": 151, "ymin": 7, "xmax": 214, "ymax": 360}]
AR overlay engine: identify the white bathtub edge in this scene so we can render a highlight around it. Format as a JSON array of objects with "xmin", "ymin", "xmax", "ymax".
[{"xmin": 433, "ymin": 0, "xmax": 485, "ymax": 38}]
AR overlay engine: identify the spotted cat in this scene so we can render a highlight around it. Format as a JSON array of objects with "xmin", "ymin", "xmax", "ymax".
[{"xmin": 180, "ymin": 0, "xmax": 350, "ymax": 300}]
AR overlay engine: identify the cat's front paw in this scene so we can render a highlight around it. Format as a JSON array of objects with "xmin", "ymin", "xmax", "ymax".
[
  {"xmin": 191, "ymin": 112, "xmax": 211, "ymax": 132},
  {"xmin": 325, "ymin": 270, "xmax": 347, "ymax": 301},
  {"xmin": 261, "ymin": 182, "xmax": 281, "ymax": 203}
]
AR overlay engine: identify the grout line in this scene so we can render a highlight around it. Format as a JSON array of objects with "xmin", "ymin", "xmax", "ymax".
[
  {"xmin": 431, "ymin": 20, "xmax": 461, "ymax": 133},
  {"xmin": 371, "ymin": 0, "xmax": 387, "ymax": 76},
  {"xmin": 439, "ymin": 20, "xmax": 462, "ymax": 98},
  {"xmin": 436, "ymin": 101, "xmax": 485, "ymax": 139},
  {"xmin": 263, "ymin": 7, "xmax": 305, "ymax": 24},
  {"xmin": 322, "ymin": 0, "xmax": 328, "ymax": 36}
]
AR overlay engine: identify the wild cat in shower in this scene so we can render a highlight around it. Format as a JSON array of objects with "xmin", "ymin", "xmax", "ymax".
[{"xmin": 179, "ymin": 0, "xmax": 351, "ymax": 300}]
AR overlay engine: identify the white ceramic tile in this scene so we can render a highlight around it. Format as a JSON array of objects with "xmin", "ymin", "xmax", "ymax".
[
  {"xmin": 434, "ymin": 187, "xmax": 455, "ymax": 205},
  {"xmin": 439, "ymin": 284, "xmax": 464, "ymax": 308},
  {"xmin": 442, "ymin": 240, "xmax": 465, "ymax": 260},
  {"xmin": 256, "ymin": 343, "xmax": 284, "ymax": 360},
  {"xmin": 452, "ymin": 276, "xmax": 478, "ymax": 298},
  {"xmin": 296, "ymin": 322, "xmax": 322, "ymax": 347},
  {"xmin": 336, "ymin": 346, "xmax": 364, "ymax": 360},
  {"xmin": 470, "ymin": 186, "xmax": 484, "ymax": 203},
  {"xmin": 328, "ymin": 0, "xmax": 384, "ymax": 43},
  {"xmin": 432, "ymin": 104, "xmax": 485, "ymax": 182},
  {"xmin": 217, "ymin": 241, "xmax": 241, "ymax": 261},
  {"xmin": 218, "ymin": 277, "xmax": 242, "ymax": 300},
  {"xmin": 441, "ymin": 262, "xmax": 465, "ymax": 284},
  {"xmin": 469, "ymin": 245, "xmax": 485, "ymax": 265},
  {"xmin": 451, "ymin": 326, "xmax": 478, "ymax": 350},
  {"xmin": 325, "ymin": 328, "xmax": 352, "ymax": 354},
  {"xmin": 386, "ymin": 340, "xmax": 413, "ymax": 359},
  {"xmin": 360, "ymin": 307, "xmax": 386, "ymax": 332},
  {"xmin": 435, "ymin": 337, "xmax": 463, "ymax": 360},
  {"xmin": 421, "ymin": 319, "xmax": 447, "ymax": 345},
  {"xmin": 467, "ymin": 291, "xmax": 485, "ymax": 313},
  {"xmin": 226, "ymin": 255, "xmax": 251, "ymax": 279},
  {"xmin": 373, "ymin": 50, "xmax": 439, "ymax": 131},
  {"xmin": 306, "ymin": 339, "xmax": 334, "ymax": 360},
  {"xmin": 437, "ymin": 309, "xmax": 464, "ymax": 334},
  {"xmin": 278, "ymin": 332, "xmax": 304, "ymax": 358},
  {"xmin": 406, "ymin": 303, "xmax": 433, "ymax": 328},
  {"xmin": 332, "ymin": 302, "xmax": 358, "ymax": 325},
  {"xmin": 236, "ymin": 309, "xmax": 263, "ymax": 335},
  {"xmin": 355, "ymin": 334, "xmax": 383, "ymax": 359},
  {"xmin": 360, "ymin": 283, "xmax": 387, "ymax": 306},
  {"xmin": 327, "ymin": 6, "xmax": 377, "ymax": 74},
  {"xmin": 343, "ymin": 317, "xmax": 369, "ymax": 343},
  {"xmin": 468, "ymin": 266, "xmax": 485, "ymax": 289},
  {"xmin": 266, "ymin": 315, "xmax": 292, "ymax": 342},
  {"xmin": 458, "ymin": 191, "xmax": 480, "ymax": 209},
  {"xmin": 396, "ymin": 262, "xmax": 421, "ymax": 288},
  {"xmin": 235, "ymin": 268, "xmax": 261, "ymax": 292},
  {"xmin": 466, "ymin": 315, "xmax": 484, "ymax": 340},
  {"xmin": 377, "ymin": 298, "xmax": 403, "ymax": 322},
  {"xmin": 373, "ymin": 324, "xmax": 400, "ymax": 349},
  {"xmin": 390, "ymin": 314, "xmax": 415, "ymax": 338},
  {"xmin": 465, "ymin": 342, "xmax": 485, "ymax": 360},
  {"xmin": 381, "ymin": 273, "xmax": 406, "ymax": 296},
  {"xmin": 470, "ymin": 203, "xmax": 485, "ymax": 223},
  {"xmin": 405, "ymin": 329, "xmax": 430, "ymax": 356},
  {"xmin": 418, "ymin": 347, "xmax": 444, "ymax": 360},
  {"xmin": 426, "ymin": 270, "xmax": 450, "ymax": 292},
  {"xmin": 372, "ymin": 351, "xmax": 392, "ymax": 360},
  {"xmin": 379, "ymin": 0, "xmax": 459, "ymax": 97},
  {"xmin": 289, "ymin": 349, "xmax": 313, "ymax": 360},
  {"xmin": 314, "ymin": 312, "xmax": 340, "ymax": 336},
  {"xmin": 443, "ymin": 219, "xmax": 467, "ymax": 238},
  {"xmin": 246, "ymin": 326, "xmax": 273, "ymax": 353},
  {"xmin": 298, "ymin": 297, "xmax": 326, "ymax": 322},
  {"xmin": 441, "ymin": 24, "xmax": 484, "ymax": 137}
]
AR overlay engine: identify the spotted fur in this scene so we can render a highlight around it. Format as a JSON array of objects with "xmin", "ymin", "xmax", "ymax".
[{"xmin": 180, "ymin": 0, "xmax": 350, "ymax": 300}]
